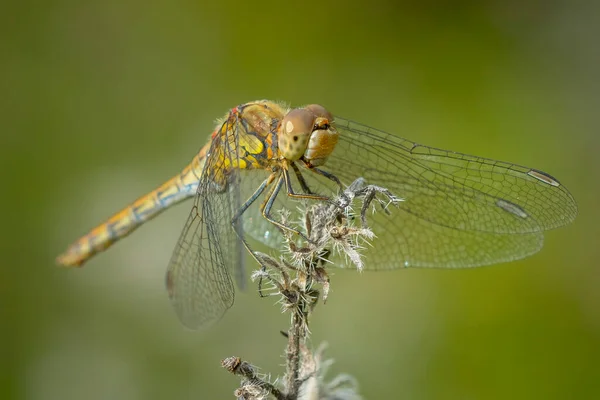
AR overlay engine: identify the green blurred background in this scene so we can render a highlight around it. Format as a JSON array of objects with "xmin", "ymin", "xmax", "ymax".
[{"xmin": 2, "ymin": 0, "xmax": 599, "ymax": 399}]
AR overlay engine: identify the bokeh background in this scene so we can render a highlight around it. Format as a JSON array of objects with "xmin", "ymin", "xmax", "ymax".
[{"xmin": 3, "ymin": 1, "xmax": 599, "ymax": 399}]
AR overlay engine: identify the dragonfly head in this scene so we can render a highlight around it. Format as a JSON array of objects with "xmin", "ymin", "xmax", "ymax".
[{"xmin": 279, "ymin": 104, "xmax": 339, "ymax": 167}]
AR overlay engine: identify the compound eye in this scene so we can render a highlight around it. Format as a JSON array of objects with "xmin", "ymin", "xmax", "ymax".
[
  {"xmin": 305, "ymin": 104, "xmax": 333, "ymax": 123},
  {"xmin": 282, "ymin": 108, "xmax": 314, "ymax": 136},
  {"xmin": 279, "ymin": 108, "xmax": 315, "ymax": 161}
]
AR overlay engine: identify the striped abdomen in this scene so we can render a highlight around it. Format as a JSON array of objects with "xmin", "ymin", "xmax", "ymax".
[{"xmin": 56, "ymin": 145, "xmax": 209, "ymax": 267}]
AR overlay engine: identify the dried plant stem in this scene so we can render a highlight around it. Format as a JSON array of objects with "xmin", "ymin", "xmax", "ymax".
[
  {"xmin": 222, "ymin": 178, "xmax": 400, "ymax": 399},
  {"xmin": 285, "ymin": 301, "xmax": 304, "ymax": 398}
]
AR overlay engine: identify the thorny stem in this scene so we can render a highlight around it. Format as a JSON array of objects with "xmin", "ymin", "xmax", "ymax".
[
  {"xmin": 286, "ymin": 310, "xmax": 303, "ymax": 398},
  {"xmin": 223, "ymin": 177, "xmax": 401, "ymax": 399}
]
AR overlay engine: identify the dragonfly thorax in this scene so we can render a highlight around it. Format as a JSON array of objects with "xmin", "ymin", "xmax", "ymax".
[{"xmin": 278, "ymin": 104, "xmax": 339, "ymax": 167}]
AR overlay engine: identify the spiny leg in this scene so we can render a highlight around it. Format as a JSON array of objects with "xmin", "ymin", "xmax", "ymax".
[
  {"xmin": 290, "ymin": 162, "xmax": 314, "ymax": 195},
  {"xmin": 254, "ymin": 174, "xmax": 300, "ymax": 297},
  {"xmin": 303, "ymin": 164, "xmax": 349, "ymax": 206},
  {"xmin": 234, "ymin": 166, "xmax": 345, "ymax": 245},
  {"xmin": 282, "ymin": 168, "xmax": 329, "ymax": 202},
  {"xmin": 307, "ymin": 166, "xmax": 344, "ymax": 193},
  {"xmin": 229, "ymin": 172, "xmax": 292, "ymax": 297},
  {"xmin": 228, "ymin": 172, "xmax": 310, "ymax": 296},
  {"xmin": 260, "ymin": 174, "xmax": 313, "ymax": 243},
  {"xmin": 277, "ymin": 165, "xmax": 347, "ymax": 241},
  {"xmin": 231, "ymin": 175, "xmax": 271, "ymax": 227},
  {"xmin": 230, "ymin": 174, "xmax": 276, "ymax": 280}
]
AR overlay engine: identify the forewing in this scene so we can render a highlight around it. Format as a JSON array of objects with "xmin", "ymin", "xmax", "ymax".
[{"xmin": 317, "ymin": 117, "xmax": 576, "ymax": 269}]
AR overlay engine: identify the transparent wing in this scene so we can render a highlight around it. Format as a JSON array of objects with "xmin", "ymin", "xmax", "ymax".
[
  {"xmin": 331, "ymin": 118, "xmax": 577, "ymax": 233},
  {"xmin": 243, "ymin": 117, "xmax": 577, "ymax": 270},
  {"xmin": 165, "ymin": 119, "xmax": 245, "ymax": 330}
]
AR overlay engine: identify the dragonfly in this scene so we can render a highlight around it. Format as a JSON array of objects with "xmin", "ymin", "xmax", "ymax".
[{"xmin": 56, "ymin": 100, "xmax": 578, "ymax": 329}]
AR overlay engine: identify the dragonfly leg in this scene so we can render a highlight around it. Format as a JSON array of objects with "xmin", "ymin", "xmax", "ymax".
[
  {"xmin": 230, "ymin": 172, "xmax": 310, "ymax": 297},
  {"xmin": 230, "ymin": 175, "xmax": 280, "ymax": 278},
  {"xmin": 229, "ymin": 173, "xmax": 275, "ymax": 298},
  {"xmin": 308, "ymin": 166, "xmax": 345, "ymax": 193},
  {"xmin": 290, "ymin": 162, "xmax": 314, "ymax": 194},
  {"xmin": 229, "ymin": 172, "xmax": 311, "ymax": 294},
  {"xmin": 231, "ymin": 177, "xmax": 270, "ymax": 225},
  {"xmin": 260, "ymin": 174, "xmax": 312, "ymax": 243},
  {"xmin": 283, "ymin": 167, "xmax": 329, "ymax": 201},
  {"xmin": 306, "ymin": 166, "xmax": 350, "ymax": 207}
]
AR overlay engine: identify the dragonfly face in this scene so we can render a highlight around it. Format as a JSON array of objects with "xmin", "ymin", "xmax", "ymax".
[{"xmin": 278, "ymin": 105, "xmax": 339, "ymax": 167}]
